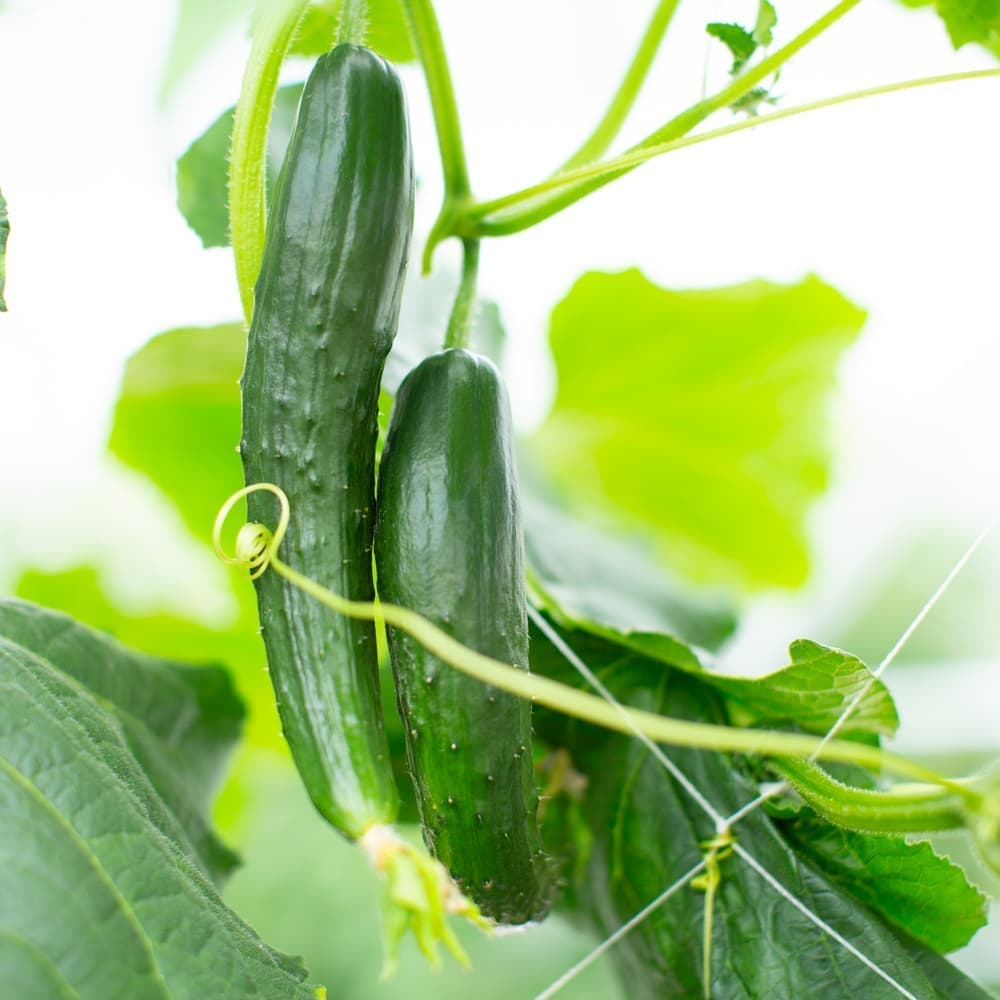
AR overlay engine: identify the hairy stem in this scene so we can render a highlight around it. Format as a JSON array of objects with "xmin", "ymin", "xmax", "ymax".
[
  {"xmin": 558, "ymin": 0, "xmax": 682, "ymax": 172},
  {"xmin": 230, "ymin": 0, "xmax": 310, "ymax": 325},
  {"xmin": 337, "ymin": 0, "xmax": 369, "ymax": 45}
]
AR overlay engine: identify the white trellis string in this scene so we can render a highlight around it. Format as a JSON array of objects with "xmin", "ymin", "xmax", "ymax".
[
  {"xmin": 528, "ymin": 607, "xmax": 727, "ymax": 828},
  {"xmin": 720, "ymin": 512, "xmax": 998, "ymax": 830},
  {"xmin": 532, "ymin": 859, "xmax": 707, "ymax": 1000},
  {"xmin": 530, "ymin": 616, "xmax": 909, "ymax": 999},
  {"xmin": 811, "ymin": 513, "xmax": 998, "ymax": 756},
  {"xmin": 529, "ymin": 514, "xmax": 995, "ymax": 998}
]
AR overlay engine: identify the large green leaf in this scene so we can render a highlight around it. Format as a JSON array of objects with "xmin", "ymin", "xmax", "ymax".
[
  {"xmin": 781, "ymin": 814, "xmax": 988, "ymax": 953},
  {"xmin": 177, "ymin": 85, "xmax": 304, "ymax": 249},
  {"xmin": 523, "ymin": 478, "xmax": 736, "ymax": 657},
  {"xmin": 0, "ymin": 597, "xmax": 242, "ymax": 883},
  {"xmin": 532, "ymin": 269, "xmax": 866, "ymax": 589},
  {"xmin": 533, "ymin": 631, "xmax": 989, "ymax": 998},
  {"xmin": 612, "ymin": 633, "xmax": 899, "ymax": 741},
  {"xmin": 0, "ymin": 625, "xmax": 318, "ymax": 998},
  {"xmin": 109, "ymin": 322, "xmax": 245, "ymax": 541}
]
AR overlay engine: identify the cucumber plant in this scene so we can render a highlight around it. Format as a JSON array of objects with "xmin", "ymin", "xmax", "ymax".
[{"xmin": 2, "ymin": 0, "xmax": 1000, "ymax": 997}]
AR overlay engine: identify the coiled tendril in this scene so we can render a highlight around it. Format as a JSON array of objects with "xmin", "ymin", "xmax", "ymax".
[{"xmin": 212, "ymin": 482, "xmax": 289, "ymax": 579}]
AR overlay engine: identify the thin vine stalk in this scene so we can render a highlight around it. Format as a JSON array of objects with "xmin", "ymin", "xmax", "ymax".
[
  {"xmin": 230, "ymin": 0, "xmax": 310, "ymax": 325},
  {"xmin": 458, "ymin": 68, "xmax": 1000, "ymax": 233},
  {"xmin": 442, "ymin": 239, "xmax": 480, "ymax": 350},
  {"xmin": 558, "ymin": 0, "xmax": 683, "ymax": 172},
  {"xmin": 213, "ymin": 485, "xmax": 978, "ymax": 797},
  {"xmin": 455, "ymin": 0, "xmax": 866, "ymax": 237},
  {"xmin": 401, "ymin": 0, "xmax": 472, "ymax": 271}
]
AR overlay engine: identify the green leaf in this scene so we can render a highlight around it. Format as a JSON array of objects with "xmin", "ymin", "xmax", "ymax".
[
  {"xmin": 289, "ymin": 0, "xmax": 415, "ymax": 62},
  {"xmin": 532, "ymin": 269, "xmax": 866, "ymax": 589},
  {"xmin": 532, "ymin": 629, "xmax": 989, "ymax": 998},
  {"xmin": 177, "ymin": 85, "xmax": 304, "ymax": 249},
  {"xmin": 105, "ymin": 324, "xmax": 281, "ymax": 748},
  {"xmin": 896, "ymin": 0, "xmax": 1000, "ymax": 49},
  {"xmin": 935, "ymin": 0, "xmax": 1000, "ymax": 47},
  {"xmin": 522, "ymin": 483, "xmax": 736, "ymax": 658},
  {"xmin": 706, "ymin": 22, "xmax": 758, "ymax": 73},
  {"xmin": 0, "ymin": 597, "xmax": 244, "ymax": 883},
  {"xmin": 753, "ymin": 1, "xmax": 778, "ymax": 46},
  {"xmin": 630, "ymin": 636, "xmax": 898, "ymax": 741},
  {"xmin": 0, "ymin": 630, "xmax": 317, "ymax": 998},
  {"xmin": 110, "ymin": 323, "xmax": 246, "ymax": 540},
  {"xmin": 781, "ymin": 813, "xmax": 988, "ymax": 953},
  {"xmin": 0, "ymin": 186, "xmax": 8, "ymax": 311}
]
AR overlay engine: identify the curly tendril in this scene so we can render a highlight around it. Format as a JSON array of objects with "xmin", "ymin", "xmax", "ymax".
[{"xmin": 212, "ymin": 482, "xmax": 289, "ymax": 579}]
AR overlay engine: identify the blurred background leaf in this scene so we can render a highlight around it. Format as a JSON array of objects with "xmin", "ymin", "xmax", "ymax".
[
  {"xmin": 895, "ymin": 0, "xmax": 1000, "ymax": 54},
  {"xmin": 177, "ymin": 85, "xmax": 304, "ymax": 249},
  {"xmin": 532, "ymin": 269, "xmax": 866, "ymax": 590},
  {"xmin": 161, "ymin": 0, "xmax": 413, "ymax": 106}
]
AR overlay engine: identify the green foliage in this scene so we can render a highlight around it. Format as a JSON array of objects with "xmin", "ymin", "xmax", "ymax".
[
  {"xmin": 290, "ymin": 0, "xmax": 414, "ymax": 62},
  {"xmin": 0, "ymin": 598, "xmax": 244, "ymax": 882},
  {"xmin": 105, "ymin": 324, "xmax": 277, "ymax": 747},
  {"xmin": 523, "ymin": 481, "xmax": 737, "ymax": 656},
  {"xmin": 532, "ymin": 634, "xmax": 990, "ymax": 998},
  {"xmin": 706, "ymin": 23, "xmax": 758, "ymax": 73},
  {"xmin": 782, "ymin": 813, "xmax": 987, "ymax": 952},
  {"xmin": 935, "ymin": 0, "xmax": 1000, "ymax": 47},
  {"xmin": 533, "ymin": 269, "xmax": 866, "ymax": 590},
  {"xmin": 896, "ymin": 0, "xmax": 1000, "ymax": 50},
  {"xmin": 0, "ymin": 186, "xmax": 8, "ymax": 311},
  {"xmin": 0, "ymin": 604, "xmax": 318, "ymax": 999},
  {"xmin": 177, "ymin": 85, "xmax": 304, "ymax": 249},
  {"xmin": 706, "ymin": 3, "xmax": 776, "ymax": 75},
  {"xmin": 224, "ymin": 752, "xmax": 620, "ymax": 998}
]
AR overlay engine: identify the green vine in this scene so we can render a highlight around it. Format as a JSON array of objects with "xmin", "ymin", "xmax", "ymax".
[
  {"xmin": 452, "ymin": 0, "xmax": 866, "ymax": 237},
  {"xmin": 229, "ymin": 0, "xmax": 310, "ymax": 325},
  {"xmin": 213, "ymin": 484, "xmax": 1000, "ymax": 871},
  {"xmin": 558, "ymin": 0, "xmax": 682, "ymax": 172}
]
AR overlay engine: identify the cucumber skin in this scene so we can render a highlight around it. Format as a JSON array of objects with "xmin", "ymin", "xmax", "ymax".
[
  {"xmin": 375, "ymin": 349, "xmax": 556, "ymax": 923},
  {"xmin": 240, "ymin": 45, "xmax": 413, "ymax": 840}
]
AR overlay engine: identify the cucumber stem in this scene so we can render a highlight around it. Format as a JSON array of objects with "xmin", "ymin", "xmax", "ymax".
[
  {"xmin": 336, "ymin": 0, "xmax": 369, "ymax": 46},
  {"xmin": 230, "ymin": 0, "xmax": 310, "ymax": 324},
  {"xmin": 442, "ymin": 238, "xmax": 480, "ymax": 351}
]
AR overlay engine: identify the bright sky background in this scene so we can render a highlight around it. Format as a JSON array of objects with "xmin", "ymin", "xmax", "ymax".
[{"xmin": 1, "ymin": 0, "xmax": 998, "ymax": 980}]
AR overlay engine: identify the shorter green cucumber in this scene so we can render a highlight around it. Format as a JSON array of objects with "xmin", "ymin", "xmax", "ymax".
[{"xmin": 375, "ymin": 348, "xmax": 556, "ymax": 924}]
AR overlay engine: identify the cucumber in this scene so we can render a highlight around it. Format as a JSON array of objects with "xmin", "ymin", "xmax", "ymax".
[
  {"xmin": 375, "ymin": 348, "xmax": 556, "ymax": 924},
  {"xmin": 240, "ymin": 44, "xmax": 413, "ymax": 840}
]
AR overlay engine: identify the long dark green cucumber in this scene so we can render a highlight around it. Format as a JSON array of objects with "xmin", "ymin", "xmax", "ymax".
[
  {"xmin": 240, "ymin": 45, "xmax": 413, "ymax": 840},
  {"xmin": 375, "ymin": 349, "xmax": 556, "ymax": 923}
]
